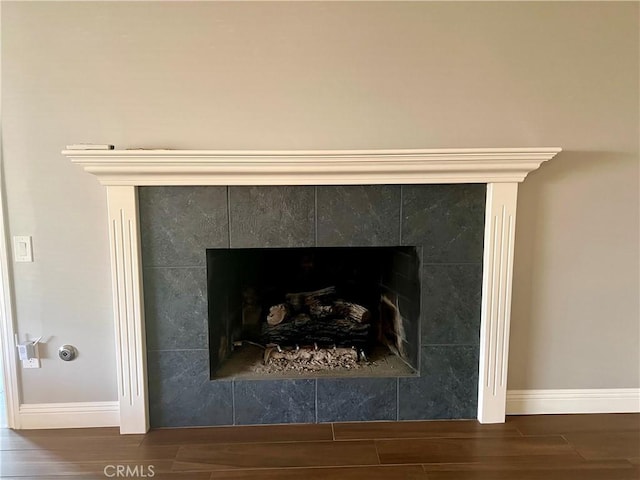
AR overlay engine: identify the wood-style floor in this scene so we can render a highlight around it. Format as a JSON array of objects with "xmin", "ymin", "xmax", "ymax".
[{"xmin": 1, "ymin": 414, "xmax": 638, "ymax": 479}]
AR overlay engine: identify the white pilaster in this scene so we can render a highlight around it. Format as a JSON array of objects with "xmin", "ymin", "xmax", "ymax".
[
  {"xmin": 478, "ymin": 182, "xmax": 519, "ymax": 423},
  {"xmin": 106, "ymin": 186, "xmax": 149, "ymax": 434}
]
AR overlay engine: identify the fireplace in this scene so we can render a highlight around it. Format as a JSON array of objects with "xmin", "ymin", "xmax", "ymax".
[
  {"xmin": 207, "ymin": 246, "xmax": 421, "ymax": 379},
  {"xmin": 64, "ymin": 147, "xmax": 561, "ymax": 433}
]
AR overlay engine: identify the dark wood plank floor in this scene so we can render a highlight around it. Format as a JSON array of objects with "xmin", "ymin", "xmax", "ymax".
[{"xmin": 1, "ymin": 414, "xmax": 638, "ymax": 479}]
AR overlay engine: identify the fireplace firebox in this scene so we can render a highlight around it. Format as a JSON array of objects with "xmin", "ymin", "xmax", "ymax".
[{"xmin": 208, "ymin": 247, "xmax": 421, "ymax": 379}]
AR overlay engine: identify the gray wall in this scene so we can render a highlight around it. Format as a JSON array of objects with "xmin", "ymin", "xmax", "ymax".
[{"xmin": 2, "ymin": 2, "xmax": 638, "ymax": 404}]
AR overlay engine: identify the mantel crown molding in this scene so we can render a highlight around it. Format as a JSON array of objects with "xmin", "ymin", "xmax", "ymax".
[{"xmin": 63, "ymin": 147, "xmax": 561, "ymax": 186}]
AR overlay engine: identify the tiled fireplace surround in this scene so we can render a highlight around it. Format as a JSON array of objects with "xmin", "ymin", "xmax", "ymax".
[
  {"xmin": 64, "ymin": 147, "xmax": 561, "ymax": 433},
  {"xmin": 139, "ymin": 185, "xmax": 485, "ymax": 427}
]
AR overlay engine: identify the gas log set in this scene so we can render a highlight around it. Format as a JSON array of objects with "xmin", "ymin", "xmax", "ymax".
[{"xmin": 257, "ymin": 286, "xmax": 373, "ymax": 372}]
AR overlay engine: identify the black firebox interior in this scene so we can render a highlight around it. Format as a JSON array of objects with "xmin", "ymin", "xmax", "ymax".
[{"xmin": 207, "ymin": 246, "xmax": 420, "ymax": 379}]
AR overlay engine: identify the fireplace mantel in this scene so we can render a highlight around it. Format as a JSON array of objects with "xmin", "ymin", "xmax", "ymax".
[
  {"xmin": 64, "ymin": 147, "xmax": 561, "ymax": 433},
  {"xmin": 64, "ymin": 148, "xmax": 560, "ymax": 186}
]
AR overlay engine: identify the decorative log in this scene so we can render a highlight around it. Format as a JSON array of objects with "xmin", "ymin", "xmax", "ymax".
[
  {"xmin": 332, "ymin": 300, "xmax": 371, "ymax": 324},
  {"xmin": 285, "ymin": 286, "xmax": 336, "ymax": 312},
  {"xmin": 262, "ymin": 314, "xmax": 370, "ymax": 348},
  {"xmin": 309, "ymin": 303, "xmax": 333, "ymax": 319},
  {"xmin": 263, "ymin": 346, "xmax": 358, "ymax": 365},
  {"xmin": 266, "ymin": 303, "xmax": 289, "ymax": 326},
  {"xmin": 263, "ymin": 346, "xmax": 274, "ymax": 364},
  {"xmin": 263, "ymin": 285, "xmax": 372, "ymax": 348}
]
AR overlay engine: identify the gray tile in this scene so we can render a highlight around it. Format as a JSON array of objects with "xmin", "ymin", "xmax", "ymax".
[
  {"xmin": 144, "ymin": 267, "xmax": 208, "ymax": 351},
  {"xmin": 422, "ymin": 264, "xmax": 482, "ymax": 345},
  {"xmin": 316, "ymin": 378, "xmax": 397, "ymax": 422},
  {"xmin": 402, "ymin": 184, "xmax": 486, "ymax": 263},
  {"xmin": 139, "ymin": 186, "xmax": 229, "ymax": 267},
  {"xmin": 141, "ymin": 185, "xmax": 485, "ymax": 427},
  {"xmin": 317, "ymin": 186, "xmax": 401, "ymax": 246},
  {"xmin": 147, "ymin": 350, "xmax": 233, "ymax": 427},
  {"xmin": 233, "ymin": 379, "xmax": 316, "ymax": 425},
  {"xmin": 229, "ymin": 186, "xmax": 314, "ymax": 248},
  {"xmin": 398, "ymin": 345, "xmax": 479, "ymax": 420}
]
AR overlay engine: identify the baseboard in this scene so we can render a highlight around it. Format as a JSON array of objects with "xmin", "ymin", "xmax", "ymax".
[
  {"xmin": 507, "ymin": 388, "xmax": 640, "ymax": 415},
  {"xmin": 18, "ymin": 401, "xmax": 119, "ymax": 429},
  {"xmin": 13, "ymin": 391, "xmax": 640, "ymax": 429}
]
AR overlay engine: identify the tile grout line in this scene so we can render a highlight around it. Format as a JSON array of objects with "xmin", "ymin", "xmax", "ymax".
[
  {"xmin": 396, "ymin": 377, "xmax": 400, "ymax": 421},
  {"xmin": 314, "ymin": 379, "xmax": 318, "ymax": 424},
  {"xmin": 226, "ymin": 186, "xmax": 232, "ymax": 248},
  {"xmin": 399, "ymin": 185, "xmax": 403, "ymax": 244},
  {"xmin": 314, "ymin": 186, "xmax": 318, "ymax": 247},
  {"xmin": 231, "ymin": 378, "xmax": 236, "ymax": 426}
]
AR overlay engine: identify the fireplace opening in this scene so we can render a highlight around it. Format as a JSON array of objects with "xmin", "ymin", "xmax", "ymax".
[{"xmin": 207, "ymin": 246, "xmax": 421, "ymax": 380}]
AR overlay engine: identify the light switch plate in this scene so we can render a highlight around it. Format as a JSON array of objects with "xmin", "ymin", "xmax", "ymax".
[
  {"xmin": 22, "ymin": 358, "xmax": 41, "ymax": 369},
  {"xmin": 13, "ymin": 236, "xmax": 33, "ymax": 262}
]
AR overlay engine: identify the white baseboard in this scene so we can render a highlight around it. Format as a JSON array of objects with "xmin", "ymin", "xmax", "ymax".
[
  {"xmin": 18, "ymin": 401, "xmax": 119, "ymax": 429},
  {"xmin": 507, "ymin": 388, "xmax": 640, "ymax": 415},
  {"xmin": 13, "ymin": 390, "xmax": 640, "ymax": 430}
]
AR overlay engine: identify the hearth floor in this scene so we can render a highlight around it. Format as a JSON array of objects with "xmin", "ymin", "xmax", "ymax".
[
  {"xmin": 2, "ymin": 414, "xmax": 638, "ymax": 479},
  {"xmin": 213, "ymin": 344, "xmax": 417, "ymax": 380}
]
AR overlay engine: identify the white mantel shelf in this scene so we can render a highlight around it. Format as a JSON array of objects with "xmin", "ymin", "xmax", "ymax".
[
  {"xmin": 64, "ymin": 147, "xmax": 561, "ymax": 185},
  {"xmin": 64, "ymin": 146, "xmax": 561, "ymax": 434}
]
